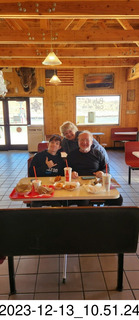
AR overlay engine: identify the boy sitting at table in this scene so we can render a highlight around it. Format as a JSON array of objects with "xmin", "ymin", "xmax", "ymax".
[
  {"xmin": 29, "ymin": 134, "xmax": 65, "ymax": 177},
  {"xmin": 29, "ymin": 134, "xmax": 65, "ymax": 207}
]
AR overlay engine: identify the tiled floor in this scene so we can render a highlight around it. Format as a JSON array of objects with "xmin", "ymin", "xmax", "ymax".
[{"xmin": 0, "ymin": 149, "xmax": 139, "ymax": 300}]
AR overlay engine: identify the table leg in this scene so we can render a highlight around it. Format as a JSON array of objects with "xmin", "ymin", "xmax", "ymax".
[
  {"xmin": 63, "ymin": 254, "xmax": 67, "ymax": 283},
  {"xmin": 8, "ymin": 256, "xmax": 16, "ymax": 294}
]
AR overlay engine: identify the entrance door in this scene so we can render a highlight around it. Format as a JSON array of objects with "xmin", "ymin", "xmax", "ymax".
[{"xmin": 0, "ymin": 98, "xmax": 29, "ymax": 150}]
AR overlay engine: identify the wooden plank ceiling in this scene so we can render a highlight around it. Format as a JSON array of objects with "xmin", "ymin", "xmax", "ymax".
[{"xmin": 1, "ymin": 1, "xmax": 139, "ymax": 68}]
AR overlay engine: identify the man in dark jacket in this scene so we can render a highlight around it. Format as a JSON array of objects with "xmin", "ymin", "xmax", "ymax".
[{"xmin": 67, "ymin": 130, "xmax": 123, "ymax": 206}]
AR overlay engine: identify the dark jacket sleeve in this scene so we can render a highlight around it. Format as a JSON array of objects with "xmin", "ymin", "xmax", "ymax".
[
  {"xmin": 67, "ymin": 151, "xmax": 76, "ymax": 171},
  {"xmin": 29, "ymin": 152, "xmax": 48, "ymax": 177},
  {"xmin": 61, "ymin": 138, "xmax": 70, "ymax": 154}
]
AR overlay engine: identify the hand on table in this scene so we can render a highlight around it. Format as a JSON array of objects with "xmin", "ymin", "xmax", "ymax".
[
  {"xmin": 72, "ymin": 171, "xmax": 78, "ymax": 179},
  {"xmin": 93, "ymin": 171, "xmax": 104, "ymax": 178},
  {"xmin": 46, "ymin": 157, "xmax": 57, "ymax": 168}
]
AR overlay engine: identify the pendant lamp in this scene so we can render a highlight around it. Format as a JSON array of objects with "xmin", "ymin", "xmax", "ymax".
[
  {"xmin": 42, "ymin": 20, "xmax": 62, "ymax": 66},
  {"xmin": 49, "ymin": 71, "xmax": 61, "ymax": 85},
  {"xmin": 42, "ymin": 51, "xmax": 62, "ymax": 66}
]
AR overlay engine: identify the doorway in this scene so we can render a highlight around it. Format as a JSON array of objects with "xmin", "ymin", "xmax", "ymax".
[{"xmin": 0, "ymin": 97, "xmax": 44, "ymax": 150}]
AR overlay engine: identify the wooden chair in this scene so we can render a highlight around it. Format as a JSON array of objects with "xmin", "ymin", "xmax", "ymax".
[
  {"xmin": 27, "ymin": 156, "xmax": 34, "ymax": 177},
  {"xmin": 125, "ymin": 141, "xmax": 139, "ymax": 184},
  {"xmin": 0, "ymin": 206, "xmax": 138, "ymax": 294}
]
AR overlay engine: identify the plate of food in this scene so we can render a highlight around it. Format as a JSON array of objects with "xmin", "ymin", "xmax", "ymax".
[
  {"xmin": 90, "ymin": 177, "xmax": 102, "ymax": 186},
  {"xmin": 63, "ymin": 181, "xmax": 80, "ymax": 191},
  {"xmin": 37, "ymin": 185, "xmax": 54, "ymax": 195},
  {"xmin": 83, "ymin": 184, "xmax": 104, "ymax": 194},
  {"xmin": 15, "ymin": 182, "xmax": 32, "ymax": 195},
  {"xmin": 54, "ymin": 176, "xmax": 61, "ymax": 182},
  {"xmin": 54, "ymin": 182, "xmax": 64, "ymax": 190},
  {"xmin": 10, "ymin": 184, "xmax": 54, "ymax": 199}
]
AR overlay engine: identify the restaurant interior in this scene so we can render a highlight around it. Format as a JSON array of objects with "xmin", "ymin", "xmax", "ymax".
[{"xmin": 0, "ymin": 0, "xmax": 139, "ymax": 300}]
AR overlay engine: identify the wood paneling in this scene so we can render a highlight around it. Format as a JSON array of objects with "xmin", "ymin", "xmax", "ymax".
[{"xmin": 4, "ymin": 67, "xmax": 139, "ymax": 147}]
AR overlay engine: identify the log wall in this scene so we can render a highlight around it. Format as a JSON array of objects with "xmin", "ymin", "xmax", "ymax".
[{"xmin": 4, "ymin": 67, "xmax": 139, "ymax": 147}]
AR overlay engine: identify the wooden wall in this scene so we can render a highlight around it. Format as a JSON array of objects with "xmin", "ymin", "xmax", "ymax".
[{"xmin": 4, "ymin": 67, "xmax": 139, "ymax": 147}]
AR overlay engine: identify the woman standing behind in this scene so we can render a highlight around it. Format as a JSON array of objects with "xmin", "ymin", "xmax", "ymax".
[{"xmin": 60, "ymin": 121, "xmax": 109, "ymax": 163}]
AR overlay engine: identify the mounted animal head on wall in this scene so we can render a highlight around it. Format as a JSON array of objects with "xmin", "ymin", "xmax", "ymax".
[{"xmin": 15, "ymin": 67, "xmax": 37, "ymax": 93}]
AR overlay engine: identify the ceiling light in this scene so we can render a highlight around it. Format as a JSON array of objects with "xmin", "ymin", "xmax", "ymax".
[
  {"xmin": 0, "ymin": 70, "xmax": 8, "ymax": 97},
  {"xmin": 42, "ymin": 51, "xmax": 62, "ymax": 66},
  {"xmin": 42, "ymin": 19, "xmax": 62, "ymax": 66},
  {"xmin": 49, "ymin": 72, "xmax": 61, "ymax": 85}
]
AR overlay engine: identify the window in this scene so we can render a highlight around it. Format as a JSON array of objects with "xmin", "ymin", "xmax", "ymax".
[
  {"xmin": 30, "ymin": 97, "xmax": 44, "ymax": 125},
  {"xmin": 76, "ymin": 95, "xmax": 120, "ymax": 125}
]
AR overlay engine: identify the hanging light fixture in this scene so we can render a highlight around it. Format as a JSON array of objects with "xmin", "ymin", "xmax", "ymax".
[
  {"xmin": 0, "ymin": 70, "xmax": 8, "ymax": 97},
  {"xmin": 42, "ymin": 51, "xmax": 62, "ymax": 66},
  {"xmin": 49, "ymin": 70, "xmax": 61, "ymax": 85},
  {"xmin": 42, "ymin": 20, "xmax": 62, "ymax": 66}
]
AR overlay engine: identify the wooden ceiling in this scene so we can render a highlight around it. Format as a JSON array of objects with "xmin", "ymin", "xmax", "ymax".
[{"xmin": 1, "ymin": 1, "xmax": 139, "ymax": 69}]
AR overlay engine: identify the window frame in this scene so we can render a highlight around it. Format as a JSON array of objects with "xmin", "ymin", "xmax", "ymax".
[{"xmin": 76, "ymin": 95, "xmax": 121, "ymax": 126}]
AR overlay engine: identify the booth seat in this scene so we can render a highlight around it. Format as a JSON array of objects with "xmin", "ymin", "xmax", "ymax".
[{"xmin": 111, "ymin": 127, "xmax": 138, "ymax": 147}]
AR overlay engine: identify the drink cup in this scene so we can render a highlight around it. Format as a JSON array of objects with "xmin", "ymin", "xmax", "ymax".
[
  {"xmin": 102, "ymin": 173, "xmax": 111, "ymax": 191},
  {"xmin": 32, "ymin": 179, "xmax": 42, "ymax": 191},
  {"xmin": 64, "ymin": 167, "xmax": 72, "ymax": 182}
]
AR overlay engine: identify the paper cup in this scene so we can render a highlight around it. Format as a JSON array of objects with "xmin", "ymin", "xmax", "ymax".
[
  {"xmin": 102, "ymin": 173, "xmax": 111, "ymax": 191},
  {"xmin": 32, "ymin": 179, "xmax": 42, "ymax": 191},
  {"xmin": 64, "ymin": 167, "xmax": 72, "ymax": 182}
]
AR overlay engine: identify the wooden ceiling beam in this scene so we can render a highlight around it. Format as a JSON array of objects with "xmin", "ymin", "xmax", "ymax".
[
  {"xmin": 0, "ymin": 57, "xmax": 138, "ymax": 68},
  {"xmin": 117, "ymin": 19, "xmax": 139, "ymax": 47},
  {"xmin": 0, "ymin": 47, "xmax": 139, "ymax": 58},
  {"xmin": 72, "ymin": 19, "xmax": 87, "ymax": 30},
  {"xmin": 1, "ymin": 1, "xmax": 139, "ymax": 19},
  {"xmin": 40, "ymin": 19, "xmax": 50, "ymax": 30},
  {"xmin": 58, "ymin": 19, "xmax": 74, "ymax": 30},
  {"xmin": 1, "ymin": 29, "xmax": 139, "ymax": 43}
]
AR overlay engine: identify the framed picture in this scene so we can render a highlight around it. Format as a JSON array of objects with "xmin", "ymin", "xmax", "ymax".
[
  {"xmin": 84, "ymin": 73, "xmax": 114, "ymax": 89},
  {"xmin": 127, "ymin": 89, "xmax": 135, "ymax": 101}
]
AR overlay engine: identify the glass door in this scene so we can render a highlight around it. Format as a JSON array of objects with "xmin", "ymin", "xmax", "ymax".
[
  {"xmin": 0, "ymin": 100, "xmax": 6, "ymax": 147},
  {"xmin": 0, "ymin": 98, "xmax": 29, "ymax": 150},
  {"xmin": 0, "ymin": 97, "xmax": 44, "ymax": 150},
  {"xmin": 8, "ymin": 99, "xmax": 29, "ymax": 147}
]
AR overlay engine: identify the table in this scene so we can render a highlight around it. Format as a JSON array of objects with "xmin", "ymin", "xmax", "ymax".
[
  {"xmin": 132, "ymin": 151, "xmax": 139, "ymax": 158},
  {"xmin": 91, "ymin": 132, "xmax": 104, "ymax": 143},
  {"xmin": 9, "ymin": 176, "xmax": 120, "ymax": 282},
  {"xmin": 115, "ymin": 132, "xmax": 137, "ymax": 135},
  {"xmin": 10, "ymin": 176, "xmax": 120, "ymax": 203}
]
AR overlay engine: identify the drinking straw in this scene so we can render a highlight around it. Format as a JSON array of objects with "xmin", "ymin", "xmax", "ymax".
[
  {"xmin": 33, "ymin": 166, "xmax": 37, "ymax": 181},
  {"xmin": 106, "ymin": 163, "xmax": 108, "ymax": 174},
  {"xmin": 65, "ymin": 159, "xmax": 68, "ymax": 167}
]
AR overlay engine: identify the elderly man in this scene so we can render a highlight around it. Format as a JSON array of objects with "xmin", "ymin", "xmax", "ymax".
[
  {"xmin": 67, "ymin": 130, "xmax": 123, "ymax": 206},
  {"xmin": 68, "ymin": 130, "xmax": 106, "ymax": 178}
]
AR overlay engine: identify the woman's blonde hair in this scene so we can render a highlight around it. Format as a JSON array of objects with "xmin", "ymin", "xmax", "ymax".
[{"xmin": 60, "ymin": 121, "xmax": 78, "ymax": 137}]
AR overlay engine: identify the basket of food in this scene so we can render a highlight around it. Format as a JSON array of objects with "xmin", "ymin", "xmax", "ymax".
[
  {"xmin": 15, "ymin": 182, "xmax": 32, "ymax": 195},
  {"xmin": 63, "ymin": 182, "xmax": 80, "ymax": 191}
]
